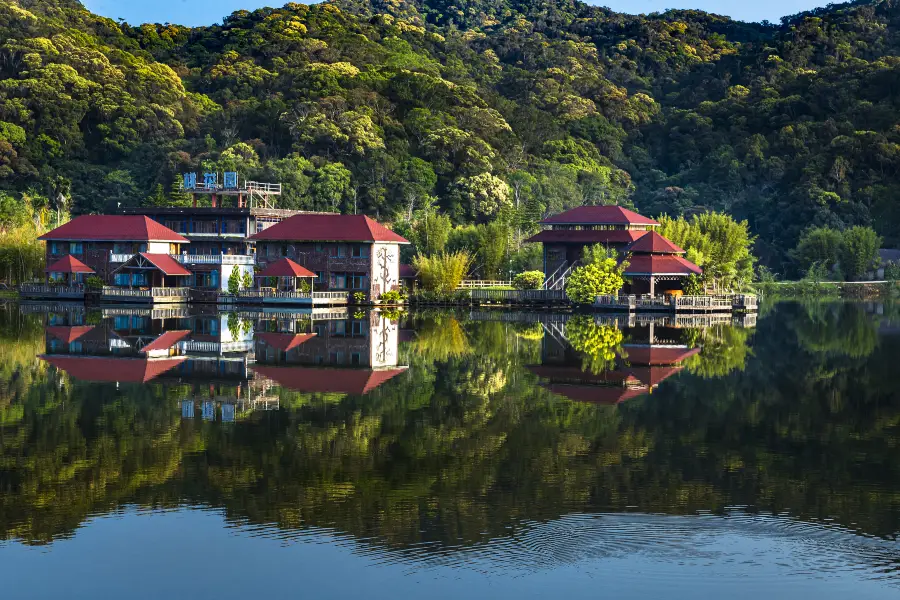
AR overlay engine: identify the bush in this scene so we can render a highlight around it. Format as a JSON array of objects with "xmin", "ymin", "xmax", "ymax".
[
  {"xmin": 565, "ymin": 256, "xmax": 626, "ymax": 304},
  {"xmin": 353, "ymin": 291, "xmax": 367, "ymax": 304},
  {"xmin": 513, "ymin": 270, "xmax": 544, "ymax": 290},
  {"xmin": 413, "ymin": 251, "xmax": 472, "ymax": 294},
  {"xmin": 683, "ymin": 274, "xmax": 703, "ymax": 295},
  {"xmin": 378, "ymin": 289, "xmax": 405, "ymax": 304},
  {"xmin": 885, "ymin": 261, "xmax": 900, "ymax": 281},
  {"xmin": 297, "ymin": 279, "xmax": 311, "ymax": 293},
  {"xmin": 84, "ymin": 275, "xmax": 104, "ymax": 289},
  {"xmin": 228, "ymin": 266, "xmax": 241, "ymax": 294}
]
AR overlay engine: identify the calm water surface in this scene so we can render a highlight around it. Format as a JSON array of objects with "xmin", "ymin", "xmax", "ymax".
[{"xmin": 0, "ymin": 301, "xmax": 898, "ymax": 599}]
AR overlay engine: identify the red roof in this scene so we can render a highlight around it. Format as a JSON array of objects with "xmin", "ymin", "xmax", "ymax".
[
  {"xmin": 252, "ymin": 365, "xmax": 407, "ymax": 394},
  {"xmin": 39, "ymin": 215, "xmax": 188, "ymax": 243},
  {"xmin": 626, "ymin": 365, "xmax": 685, "ymax": 387},
  {"xmin": 250, "ymin": 214, "xmax": 409, "ymax": 244},
  {"xmin": 399, "ymin": 264, "xmax": 417, "ymax": 279},
  {"xmin": 256, "ymin": 332, "xmax": 317, "ymax": 352},
  {"xmin": 139, "ymin": 330, "xmax": 191, "ymax": 354},
  {"xmin": 623, "ymin": 254, "xmax": 702, "ymax": 276},
  {"xmin": 45, "ymin": 255, "xmax": 95, "ymax": 274},
  {"xmin": 527, "ymin": 365, "xmax": 638, "ymax": 386},
  {"xmin": 623, "ymin": 345, "xmax": 700, "ymax": 366},
  {"xmin": 541, "ymin": 206, "xmax": 659, "ymax": 226},
  {"xmin": 627, "ymin": 231, "xmax": 685, "ymax": 254},
  {"xmin": 257, "ymin": 258, "xmax": 316, "ymax": 278},
  {"xmin": 41, "ymin": 355, "xmax": 186, "ymax": 383},
  {"xmin": 46, "ymin": 326, "xmax": 95, "ymax": 344},
  {"xmin": 134, "ymin": 253, "xmax": 192, "ymax": 276},
  {"xmin": 526, "ymin": 230, "xmax": 647, "ymax": 245}
]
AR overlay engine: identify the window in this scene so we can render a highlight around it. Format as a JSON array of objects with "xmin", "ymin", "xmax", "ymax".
[
  {"xmin": 351, "ymin": 352, "xmax": 362, "ymax": 366},
  {"xmin": 131, "ymin": 272, "xmax": 148, "ymax": 286},
  {"xmin": 329, "ymin": 351, "xmax": 345, "ymax": 364},
  {"xmin": 352, "ymin": 245, "xmax": 369, "ymax": 258},
  {"xmin": 50, "ymin": 242, "xmax": 59, "ymax": 254},
  {"xmin": 315, "ymin": 271, "xmax": 326, "ymax": 285},
  {"xmin": 69, "ymin": 242, "xmax": 83, "ymax": 255},
  {"xmin": 138, "ymin": 244, "xmax": 147, "ymax": 252},
  {"xmin": 351, "ymin": 321, "xmax": 367, "ymax": 337},
  {"xmin": 114, "ymin": 273, "xmax": 130, "ymax": 286},
  {"xmin": 350, "ymin": 273, "xmax": 368, "ymax": 290},
  {"xmin": 315, "ymin": 243, "xmax": 325, "ymax": 253},
  {"xmin": 330, "ymin": 272, "xmax": 347, "ymax": 290},
  {"xmin": 329, "ymin": 245, "xmax": 347, "ymax": 258}
]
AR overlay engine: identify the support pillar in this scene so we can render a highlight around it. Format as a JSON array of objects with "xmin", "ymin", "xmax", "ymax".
[
  {"xmin": 211, "ymin": 194, "xmax": 218, "ymax": 208},
  {"xmin": 649, "ymin": 276, "xmax": 656, "ymax": 297}
]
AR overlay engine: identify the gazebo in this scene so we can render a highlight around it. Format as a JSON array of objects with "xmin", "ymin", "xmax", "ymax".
[
  {"xmin": 623, "ymin": 231, "xmax": 702, "ymax": 296},
  {"xmin": 46, "ymin": 255, "xmax": 94, "ymax": 286},
  {"xmin": 256, "ymin": 258, "xmax": 317, "ymax": 293}
]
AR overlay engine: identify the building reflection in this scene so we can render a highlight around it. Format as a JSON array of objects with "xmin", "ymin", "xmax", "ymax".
[
  {"xmin": 529, "ymin": 313, "xmax": 748, "ymax": 404},
  {"xmin": 39, "ymin": 306, "xmax": 405, "ymax": 421}
]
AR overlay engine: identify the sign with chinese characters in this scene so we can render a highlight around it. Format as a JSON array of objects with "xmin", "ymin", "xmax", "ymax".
[
  {"xmin": 223, "ymin": 171, "xmax": 238, "ymax": 189},
  {"xmin": 182, "ymin": 172, "xmax": 197, "ymax": 189},
  {"xmin": 203, "ymin": 172, "xmax": 218, "ymax": 189}
]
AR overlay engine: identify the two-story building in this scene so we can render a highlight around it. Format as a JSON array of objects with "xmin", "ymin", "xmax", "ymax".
[{"xmin": 250, "ymin": 214, "xmax": 410, "ymax": 300}]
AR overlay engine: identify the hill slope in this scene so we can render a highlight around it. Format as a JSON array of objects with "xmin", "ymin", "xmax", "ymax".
[{"xmin": 1, "ymin": 0, "xmax": 900, "ymax": 267}]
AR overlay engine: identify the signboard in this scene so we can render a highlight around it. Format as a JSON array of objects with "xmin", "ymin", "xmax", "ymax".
[
  {"xmin": 203, "ymin": 172, "xmax": 218, "ymax": 189},
  {"xmin": 223, "ymin": 171, "xmax": 238, "ymax": 189},
  {"xmin": 183, "ymin": 172, "xmax": 197, "ymax": 190}
]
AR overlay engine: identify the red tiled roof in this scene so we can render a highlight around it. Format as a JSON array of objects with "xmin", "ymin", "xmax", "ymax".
[
  {"xmin": 623, "ymin": 345, "xmax": 701, "ymax": 366},
  {"xmin": 399, "ymin": 264, "xmax": 417, "ymax": 278},
  {"xmin": 136, "ymin": 253, "xmax": 192, "ymax": 276},
  {"xmin": 623, "ymin": 254, "xmax": 702, "ymax": 276},
  {"xmin": 45, "ymin": 255, "xmax": 95, "ymax": 274},
  {"xmin": 257, "ymin": 258, "xmax": 316, "ymax": 278},
  {"xmin": 527, "ymin": 365, "xmax": 638, "ymax": 386},
  {"xmin": 540, "ymin": 206, "xmax": 659, "ymax": 226},
  {"xmin": 38, "ymin": 215, "xmax": 188, "ymax": 243},
  {"xmin": 256, "ymin": 333, "xmax": 317, "ymax": 352},
  {"xmin": 626, "ymin": 231, "xmax": 685, "ymax": 254},
  {"xmin": 139, "ymin": 330, "xmax": 191, "ymax": 354},
  {"xmin": 41, "ymin": 355, "xmax": 186, "ymax": 383},
  {"xmin": 46, "ymin": 326, "xmax": 95, "ymax": 344},
  {"xmin": 250, "ymin": 214, "xmax": 409, "ymax": 243},
  {"xmin": 252, "ymin": 365, "xmax": 407, "ymax": 394},
  {"xmin": 525, "ymin": 230, "xmax": 647, "ymax": 245},
  {"xmin": 545, "ymin": 383, "xmax": 648, "ymax": 405}
]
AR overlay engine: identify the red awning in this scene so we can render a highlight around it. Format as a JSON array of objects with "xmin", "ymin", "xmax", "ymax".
[
  {"xmin": 137, "ymin": 253, "xmax": 192, "ymax": 276},
  {"xmin": 252, "ymin": 365, "xmax": 407, "ymax": 394},
  {"xmin": 257, "ymin": 258, "xmax": 316, "ymax": 278},
  {"xmin": 256, "ymin": 332, "xmax": 316, "ymax": 352},
  {"xmin": 41, "ymin": 355, "xmax": 186, "ymax": 383},
  {"xmin": 45, "ymin": 255, "xmax": 95, "ymax": 274},
  {"xmin": 139, "ymin": 330, "xmax": 191, "ymax": 354}
]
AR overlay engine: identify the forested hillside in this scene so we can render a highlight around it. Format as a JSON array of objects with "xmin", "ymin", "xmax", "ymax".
[{"xmin": 2, "ymin": 0, "xmax": 900, "ymax": 269}]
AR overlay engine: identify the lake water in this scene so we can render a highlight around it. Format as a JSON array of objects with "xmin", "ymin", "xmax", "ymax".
[{"xmin": 0, "ymin": 301, "xmax": 898, "ymax": 599}]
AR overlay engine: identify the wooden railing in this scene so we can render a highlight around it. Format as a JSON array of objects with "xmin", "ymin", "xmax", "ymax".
[
  {"xmin": 109, "ymin": 253, "xmax": 133, "ymax": 263},
  {"xmin": 237, "ymin": 290, "xmax": 348, "ymax": 300},
  {"xmin": 459, "ymin": 280, "xmax": 513, "ymax": 289},
  {"xmin": 470, "ymin": 289, "xmax": 568, "ymax": 302},
  {"xmin": 20, "ymin": 283, "xmax": 84, "ymax": 297},
  {"xmin": 102, "ymin": 286, "xmax": 191, "ymax": 298},
  {"xmin": 596, "ymin": 294, "xmax": 748, "ymax": 312}
]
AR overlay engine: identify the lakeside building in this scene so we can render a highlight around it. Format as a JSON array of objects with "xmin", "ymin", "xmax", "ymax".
[
  {"xmin": 250, "ymin": 214, "xmax": 410, "ymax": 300},
  {"xmin": 526, "ymin": 206, "xmax": 702, "ymax": 295}
]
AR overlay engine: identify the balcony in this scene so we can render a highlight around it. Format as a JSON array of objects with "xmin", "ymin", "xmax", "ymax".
[
  {"xmin": 110, "ymin": 253, "xmax": 134, "ymax": 263},
  {"xmin": 175, "ymin": 254, "xmax": 254, "ymax": 266},
  {"xmin": 20, "ymin": 283, "xmax": 85, "ymax": 299},
  {"xmin": 101, "ymin": 286, "xmax": 191, "ymax": 304}
]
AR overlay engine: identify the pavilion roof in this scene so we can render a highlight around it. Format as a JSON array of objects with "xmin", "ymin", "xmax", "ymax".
[
  {"xmin": 257, "ymin": 257, "xmax": 316, "ymax": 278},
  {"xmin": 255, "ymin": 332, "xmax": 317, "ymax": 352},
  {"xmin": 623, "ymin": 255, "xmax": 702, "ymax": 276},
  {"xmin": 526, "ymin": 230, "xmax": 647, "ymax": 245},
  {"xmin": 41, "ymin": 355, "xmax": 186, "ymax": 383},
  {"xmin": 45, "ymin": 255, "xmax": 95, "ymax": 274},
  {"xmin": 251, "ymin": 365, "xmax": 407, "ymax": 395},
  {"xmin": 139, "ymin": 330, "xmax": 191, "ymax": 354},
  {"xmin": 626, "ymin": 231, "xmax": 685, "ymax": 254},
  {"xmin": 118, "ymin": 253, "xmax": 192, "ymax": 276}
]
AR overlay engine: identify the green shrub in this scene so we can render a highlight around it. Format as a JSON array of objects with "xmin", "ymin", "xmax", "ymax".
[
  {"xmin": 297, "ymin": 279, "xmax": 311, "ymax": 293},
  {"xmin": 228, "ymin": 266, "xmax": 241, "ymax": 294},
  {"xmin": 379, "ymin": 289, "xmax": 405, "ymax": 304},
  {"xmin": 565, "ymin": 257, "xmax": 626, "ymax": 304},
  {"xmin": 84, "ymin": 275, "xmax": 104, "ymax": 289},
  {"xmin": 413, "ymin": 251, "xmax": 472, "ymax": 294},
  {"xmin": 884, "ymin": 261, "xmax": 900, "ymax": 281},
  {"xmin": 353, "ymin": 291, "xmax": 367, "ymax": 304},
  {"xmin": 513, "ymin": 270, "xmax": 544, "ymax": 290}
]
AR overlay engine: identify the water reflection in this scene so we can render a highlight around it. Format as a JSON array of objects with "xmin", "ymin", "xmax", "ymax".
[{"xmin": 0, "ymin": 301, "xmax": 899, "ymax": 589}]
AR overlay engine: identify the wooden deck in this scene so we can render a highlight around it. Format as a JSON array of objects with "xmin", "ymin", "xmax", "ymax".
[
  {"xmin": 20, "ymin": 284, "xmax": 85, "ymax": 300},
  {"xmin": 470, "ymin": 289, "xmax": 570, "ymax": 305}
]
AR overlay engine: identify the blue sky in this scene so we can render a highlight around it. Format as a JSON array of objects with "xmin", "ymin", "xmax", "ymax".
[{"xmin": 82, "ymin": 0, "xmax": 829, "ymax": 26}]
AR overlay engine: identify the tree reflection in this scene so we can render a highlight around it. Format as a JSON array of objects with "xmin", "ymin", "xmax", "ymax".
[{"xmin": 0, "ymin": 302, "xmax": 898, "ymax": 554}]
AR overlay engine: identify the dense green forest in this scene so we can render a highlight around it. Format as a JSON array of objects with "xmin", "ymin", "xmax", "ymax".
[{"xmin": 3, "ymin": 0, "xmax": 900, "ymax": 269}]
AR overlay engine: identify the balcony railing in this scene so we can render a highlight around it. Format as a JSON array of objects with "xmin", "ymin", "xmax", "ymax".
[
  {"xmin": 110, "ymin": 253, "xmax": 133, "ymax": 263},
  {"xmin": 236, "ymin": 290, "xmax": 348, "ymax": 300},
  {"xmin": 175, "ymin": 254, "xmax": 254, "ymax": 265},
  {"xmin": 102, "ymin": 286, "xmax": 191, "ymax": 298}
]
